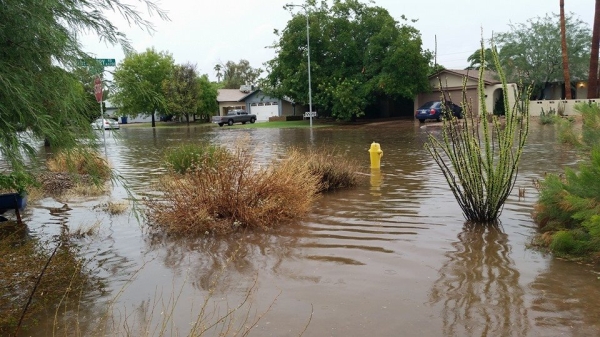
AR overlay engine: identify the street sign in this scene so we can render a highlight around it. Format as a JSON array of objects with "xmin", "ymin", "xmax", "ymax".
[
  {"xmin": 94, "ymin": 77, "xmax": 102, "ymax": 103},
  {"xmin": 77, "ymin": 58, "xmax": 116, "ymax": 67}
]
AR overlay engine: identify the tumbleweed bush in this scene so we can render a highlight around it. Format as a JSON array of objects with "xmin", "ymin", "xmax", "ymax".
[{"xmin": 146, "ymin": 146, "xmax": 320, "ymax": 235}]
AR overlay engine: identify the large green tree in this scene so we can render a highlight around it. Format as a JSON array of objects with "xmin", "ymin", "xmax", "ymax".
[
  {"xmin": 220, "ymin": 59, "xmax": 262, "ymax": 89},
  {"xmin": 263, "ymin": 0, "xmax": 431, "ymax": 121},
  {"xmin": 495, "ymin": 13, "xmax": 591, "ymax": 99},
  {"xmin": 0, "ymin": 0, "xmax": 165, "ymax": 186},
  {"xmin": 196, "ymin": 75, "xmax": 219, "ymax": 121},
  {"xmin": 162, "ymin": 63, "xmax": 199, "ymax": 124},
  {"xmin": 112, "ymin": 48, "xmax": 174, "ymax": 127}
]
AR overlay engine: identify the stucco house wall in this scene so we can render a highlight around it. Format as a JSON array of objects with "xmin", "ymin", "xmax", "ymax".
[{"xmin": 415, "ymin": 70, "xmax": 517, "ymax": 117}]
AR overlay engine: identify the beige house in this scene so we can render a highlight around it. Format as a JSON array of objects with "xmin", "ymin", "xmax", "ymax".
[
  {"xmin": 415, "ymin": 69, "xmax": 517, "ymax": 117},
  {"xmin": 216, "ymin": 89, "xmax": 253, "ymax": 116}
]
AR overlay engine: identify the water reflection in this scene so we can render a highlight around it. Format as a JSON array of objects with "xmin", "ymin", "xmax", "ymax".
[
  {"xmin": 369, "ymin": 168, "xmax": 382, "ymax": 197},
  {"xmin": 429, "ymin": 222, "xmax": 529, "ymax": 337},
  {"xmin": 144, "ymin": 227, "xmax": 302, "ymax": 292}
]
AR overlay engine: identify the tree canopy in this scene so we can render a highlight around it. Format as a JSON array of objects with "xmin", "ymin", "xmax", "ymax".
[
  {"xmin": 196, "ymin": 75, "xmax": 219, "ymax": 120},
  {"xmin": 495, "ymin": 13, "xmax": 591, "ymax": 98},
  {"xmin": 220, "ymin": 59, "xmax": 263, "ymax": 89},
  {"xmin": 112, "ymin": 48, "xmax": 175, "ymax": 127},
  {"xmin": 0, "ymin": 0, "xmax": 165, "ymax": 182},
  {"xmin": 263, "ymin": 0, "xmax": 431, "ymax": 121},
  {"xmin": 162, "ymin": 63, "xmax": 200, "ymax": 123}
]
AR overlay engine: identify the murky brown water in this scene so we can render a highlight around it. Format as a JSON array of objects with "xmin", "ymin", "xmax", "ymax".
[{"xmin": 24, "ymin": 120, "xmax": 600, "ymax": 336}]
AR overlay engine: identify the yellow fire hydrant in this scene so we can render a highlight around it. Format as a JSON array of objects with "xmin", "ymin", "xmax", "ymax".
[{"xmin": 368, "ymin": 142, "xmax": 383, "ymax": 169}]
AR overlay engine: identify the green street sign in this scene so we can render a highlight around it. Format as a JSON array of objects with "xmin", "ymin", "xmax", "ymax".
[{"xmin": 77, "ymin": 58, "xmax": 116, "ymax": 67}]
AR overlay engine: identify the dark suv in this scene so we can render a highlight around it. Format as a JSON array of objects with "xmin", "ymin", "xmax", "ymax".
[{"xmin": 415, "ymin": 101, "xmax": 463, "ymax": 123}]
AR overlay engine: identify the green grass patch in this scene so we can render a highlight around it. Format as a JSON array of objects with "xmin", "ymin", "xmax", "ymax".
[
  {"xmin": 123, "ymin": 120, "xmax": 335, "ymax": 129},
  {"xmin": 163, "ymin": 143, "xmax": 229, "ymax": 174},
  {"xmin": 121, "ymin": 121, "xmax": 215, "ymax": 128},
  {"xmin": 227, "ymin": 120, "xmax": 330, "ymax": 129}
]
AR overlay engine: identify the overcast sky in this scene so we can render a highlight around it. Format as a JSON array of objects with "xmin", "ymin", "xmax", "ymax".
[{"xmin": 82, "ymin": 0, "xmax": 595, "ymax": 81}]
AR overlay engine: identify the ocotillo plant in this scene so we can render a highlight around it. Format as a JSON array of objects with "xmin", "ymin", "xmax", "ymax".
[{"xmin": 425, "ymin": 43, "xmax": 531, "ymax": 222}]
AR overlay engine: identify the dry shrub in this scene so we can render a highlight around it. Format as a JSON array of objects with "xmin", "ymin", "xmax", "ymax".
[
  {"xmin": 42, "ymin": 148, "xmax": 111, "ymax": 197},
  {"xmin": 47, "ymin": 149, "xmax": 111, "ymax": 180},
  {"xmin": 146, "ymin": 147, "xmax": 320, "ymax": 235},
  {"xmin": 36, "ymin": 172, "xmax": 108, "ymax": 197},
  {"xmin": 293, "ymin": 147, "xmax": 362, "ymax": 192}
]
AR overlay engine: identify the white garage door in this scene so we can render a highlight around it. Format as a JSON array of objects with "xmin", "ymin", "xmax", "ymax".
[{"xmin": 250, "ymin": 103, "xmax": 279, "ymax": 121}]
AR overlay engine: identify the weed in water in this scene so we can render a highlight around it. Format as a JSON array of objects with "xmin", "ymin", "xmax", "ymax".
[
  {"xmin": 288, "ymin": 147, "xmax": 363, "ymax": 192},
  {"xmin": 47, "ymin": 148, "xmax": 111, "ymax": 181},
  {"xmin": 146, "ymin": 145, "xmax": 320, "ymax": 235},
  {"xmin": 0, "ymin": 229, "xmax": 99, "ymax": 335},
  {"xmin": 163, "ymin": 143, "xmax": 230, "ymax": 174},
  {"xmin": 94, "ymin": 200, "xmax": 128, "ymax": 215}
]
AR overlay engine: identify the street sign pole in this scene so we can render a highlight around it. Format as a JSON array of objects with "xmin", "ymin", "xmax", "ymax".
[
  {"xmin": 95, "ymin": 76, "xmax": 107, "ymax": 156},
  {"xmin": 80, "ymin": 58, "xmax": 116, "ymax": 157}
]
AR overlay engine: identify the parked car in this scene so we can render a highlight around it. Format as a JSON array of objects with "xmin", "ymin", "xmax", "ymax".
[
  {"xmin": 415, "ymin": 101, "xmax": 463, "ymax": 123},
  {"xmin": 211, "ymin": 109, "xmax": 256, "ymax": 126},
  {"xmin": 91, "ymin": 118, "xmax": 120, "ymax": 130}
]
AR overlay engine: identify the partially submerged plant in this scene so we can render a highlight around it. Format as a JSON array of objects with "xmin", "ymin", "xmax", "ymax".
[
  {"xmin": 290, "ymin": 147, "xmax": 362, "ymax": 192},
  {"xmin": 146, "ymin": 145, "xmax": 320, "ymax": 235},
  {"xmin": 163, "ymin": 143, "xmax": 230, "ymax": 174},
  {"xmin": 0, "ymin": 232, "xmax": 100, "ymax": 335},
  {"xmin": 46, "ymin": 148, "xmax": 111, "ymax": 181},
  {"xmin": 41, "ymin": 148, "xmax": 112, "ymax": 197},
  {"xmin": 425, "ymin": 41, "xmax": 531, "ymax": 222}
]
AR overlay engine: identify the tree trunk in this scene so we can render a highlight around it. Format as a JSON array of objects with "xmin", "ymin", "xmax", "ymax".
[
  {"xmin": 560, "ymin": 0, "xmax": 572, "ymax": 99},
  {"xmin": 588, "ymin": 0, "xmax": 600, "ymax": 99}
]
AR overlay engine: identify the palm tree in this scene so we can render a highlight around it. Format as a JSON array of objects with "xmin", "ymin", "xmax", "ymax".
[
  {"xmin": 560, "ymin": 0, "xmax": 572, "ymax": 99},
  {"xmin": 214, "ymin": 64, "xmax": 223, "ymax": 83},
  {"xmin": 466, "ymin": 48, "xmax": 496, "ymax": 72},
  {"xmin": 588, "ymin": 0, "xmax": 600, "ymax": 99}
]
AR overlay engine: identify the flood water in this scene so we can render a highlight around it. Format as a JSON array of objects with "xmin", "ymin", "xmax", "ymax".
[{"xmin": 25, "ymin": 120, "xmax": 600, "ymax": 336}]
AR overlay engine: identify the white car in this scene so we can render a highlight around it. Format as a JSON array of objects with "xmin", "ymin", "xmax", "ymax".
[{"xmin": 91, "ymin": 118, "xmax": 120, "ymax": 130}]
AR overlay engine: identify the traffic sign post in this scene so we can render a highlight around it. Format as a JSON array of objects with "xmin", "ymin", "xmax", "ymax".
[
  {"xmin": 77, "ymin": 58, "xmax": 115, "ymax": 156},
  {"xmin": 93, "ymin": 76, "xmax": 107, "ymax": 156},
  {"xmin": 94, "ymin": 76, "xmax": 102, "ymax": 103}
]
